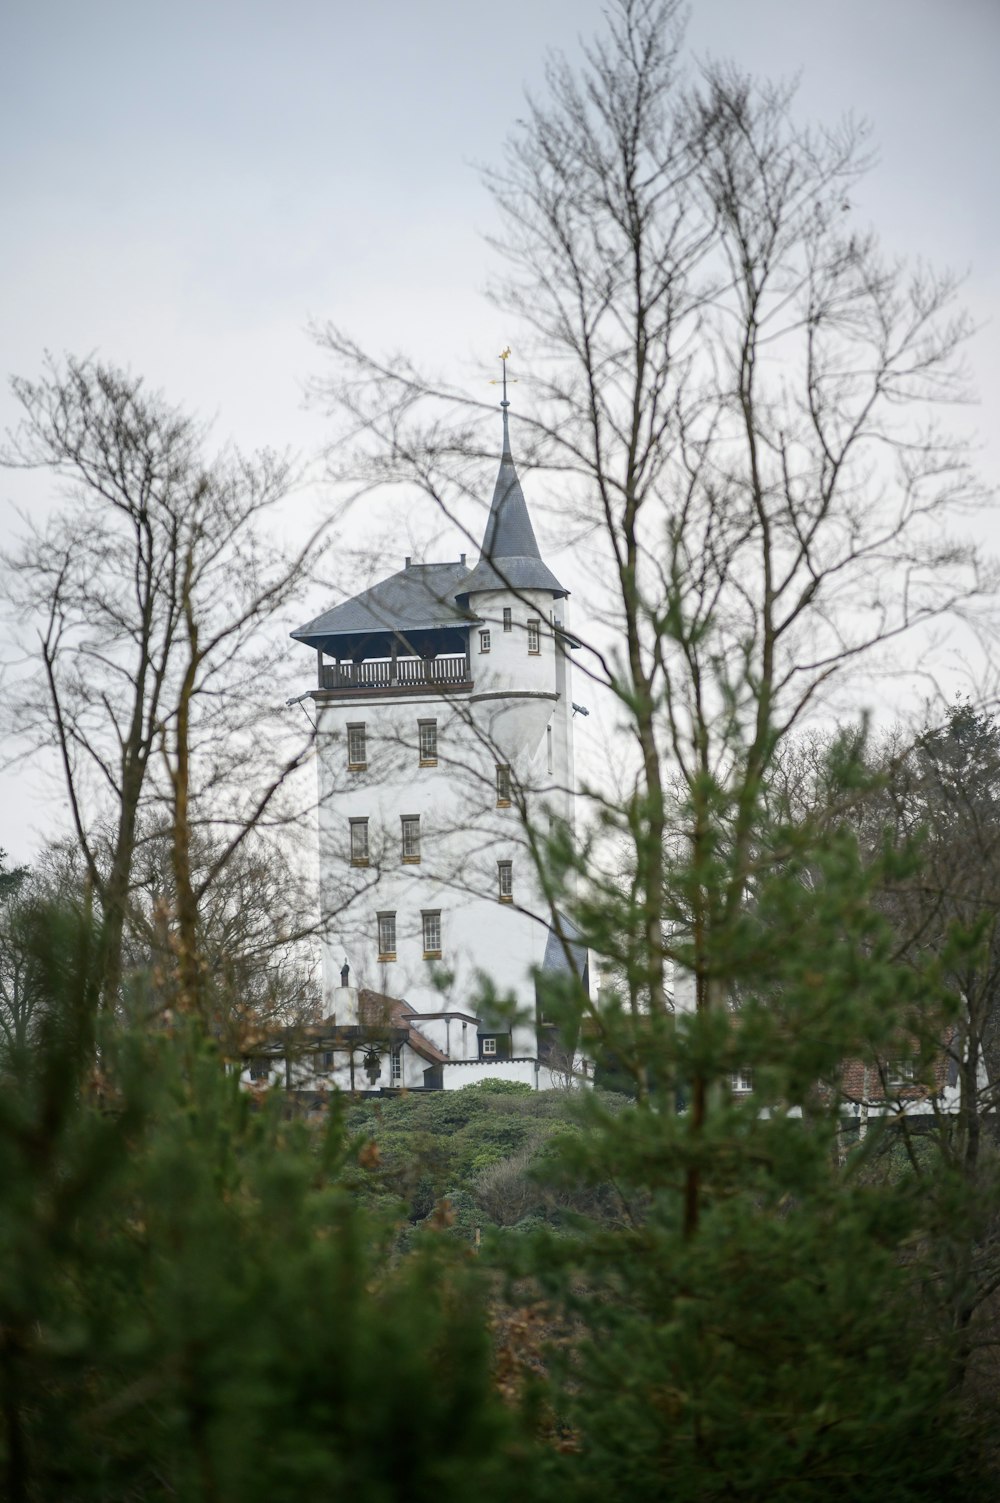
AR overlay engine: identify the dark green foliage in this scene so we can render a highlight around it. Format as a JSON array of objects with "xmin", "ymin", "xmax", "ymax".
[
  {"xmin": 344, "ymin": 1080, "xmax": 583, "ymax": 1227},
  {"xmin": 0, "ymin": 906, "xmax": 556, "ymax": 1503},
  {"xmin": 0, "ymin": 850, "xmax": 28, "ymax": 899},
  {"xmin": 554, "ymin": 1191, "xmax": 959, "ymax": 1502},
  {"xmin": 497, "ymin": 757, "xmax": 987, "ymax": 1499}
]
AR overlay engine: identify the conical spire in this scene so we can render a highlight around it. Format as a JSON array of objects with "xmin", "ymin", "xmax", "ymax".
[
  {"xmin": 457, "ymin": 392, "xmax": 567, "ymax": 601},
  {"xmin": 480, "ymin": 407, "xmax": 544, "ymax": 563}
]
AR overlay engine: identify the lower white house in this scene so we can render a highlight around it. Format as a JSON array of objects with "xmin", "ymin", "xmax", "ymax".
[{"xmin": 238, "ymin": 981, "xmax": 582, "ymax": 1099}]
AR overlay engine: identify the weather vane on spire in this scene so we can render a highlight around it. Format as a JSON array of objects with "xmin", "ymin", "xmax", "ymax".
[{"xmin": 488, "ymin": 346, "xmax": 518, "ymax": 409}]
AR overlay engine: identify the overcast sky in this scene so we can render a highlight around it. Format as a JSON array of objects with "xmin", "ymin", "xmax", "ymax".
[{"xmin": 1, "ymin": 0, "xmax": 997, "ymax": 860}]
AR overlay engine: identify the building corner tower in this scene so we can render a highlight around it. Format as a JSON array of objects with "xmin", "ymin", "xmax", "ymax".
[{"xmin": 290, "ymin": 400, "xmax": 584, "ymax": 1091}]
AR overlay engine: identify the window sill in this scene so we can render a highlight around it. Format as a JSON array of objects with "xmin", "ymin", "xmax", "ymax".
[
  {"xmin": 348, "ymin": 763, "xmax": 367, "ymax": 773},
  {"xmin": 419, "ymin": 759, "xmax": 437, "ymax": 768},
  {"xmin": 350, "ymin": 859, "xmax": 369, "ymax": 868},
  {"xmin": 498, "ymin": 895, "xmax": 513, "ymax": 904},
  {"xmin": 402, "ymin": 856, "xmax": 421, "ymax": 865},
  {"xmin": 527, "ymin": 650, "xmax": 541, "ymax": 656},
  {"xmin": 377, "ymin": 953, "xmax": 396, "ymax": 963},
  {"xmin": 423, "ymin": 949, "xmax": 442, "ymax": 960},
  {"xmin": 496, "ymin": 800, "xmax": 511, "ymax": 809}
]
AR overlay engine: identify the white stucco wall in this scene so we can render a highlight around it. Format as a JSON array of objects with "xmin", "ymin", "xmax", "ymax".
[
  {"xmin": 440, "ymin": 1057, "xmax": 541, "ymax": 1090},
  {"xmin": 312, "ymin": 596, "xmax": 577, "ymax": 1072}
]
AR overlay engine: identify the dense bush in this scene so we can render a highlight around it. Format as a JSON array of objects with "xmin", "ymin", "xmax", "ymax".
[{"xmin": 0, "ymin": 908, "xmax": 559, "ymax": 1503}]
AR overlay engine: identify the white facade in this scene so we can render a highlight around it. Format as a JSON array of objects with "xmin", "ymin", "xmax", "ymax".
[{"xmin": 291, "ymin": 410, "xmax": 584, "ymax": 1086}]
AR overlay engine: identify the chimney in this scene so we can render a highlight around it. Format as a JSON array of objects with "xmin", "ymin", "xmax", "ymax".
[
  {"xmin": 404, "ymin": 555, "xmax": 412, "ymax": 568},
  {"xmin": 460, "ymin": 552, "xmax": 467, "ymax": 566}
]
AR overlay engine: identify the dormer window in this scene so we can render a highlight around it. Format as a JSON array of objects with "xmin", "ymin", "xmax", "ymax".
[{"xmin": 479, "ymin": 629, "xmax": 491, "ymax": 654}]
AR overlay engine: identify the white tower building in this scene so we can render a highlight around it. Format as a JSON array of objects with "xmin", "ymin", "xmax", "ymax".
[{"xmin": 290, "ymin": 399, "xmax": 585, "ymax": 1091}]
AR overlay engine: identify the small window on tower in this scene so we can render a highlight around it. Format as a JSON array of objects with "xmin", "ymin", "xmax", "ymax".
[
  {"xmin": 347, "ymin": 723, "xmax": 366, "ymax": 769},
  {"xmin": 479, "ymin": 629, "xmax": 491, "ymax": 654},
  {"xmin": 498, "ymin": 860, "xmax": 513, "ymax": 902},
  {"xmin": 377, "ymin": 912, "xmax": 396, "ymax": 960},
  {"xmin": 527, "ymin": 619, "xmax": 540, "ymax": 654},
  {"xmin": 496, "ymin": 765, "xmax": 511, "ymax": 806},
  {"xmin": 391, "ymin": 1048, "xmax": 402, "ymax": 1083},
  {"xmin": 422, "ymin": 910, "xmax": 442, "ymax": 958},
  {"xmin": 401, "ymin": 816, "xmax": 421, "ymax": 863},
  {"xmin": 349, "ymin": 818, "xmax": 369, "ymax": 866},
  {"xmin": 503, "ymin": 607, "xmax": 513, "ymax": 632},
  {"xmin": 418, "ymin": 719, "xmax": 438, "ymax": 765}
]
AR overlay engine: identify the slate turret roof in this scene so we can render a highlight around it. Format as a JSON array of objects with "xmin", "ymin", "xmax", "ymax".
[
  {"xmin": 291, "ymin": 407, "xmax": 566, "ymax": 651},
  {"xmin": 291, "ymin": 562, "xmax": 473, "ymax": 650},
  {"xmin": 457, "ymin": 407, "xmax": 567, "ymax": 600}
]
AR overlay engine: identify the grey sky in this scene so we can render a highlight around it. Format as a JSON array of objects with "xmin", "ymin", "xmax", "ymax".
[{"xmin": 1, "ymin": 0, "xmax": 997, "ymax": 858}]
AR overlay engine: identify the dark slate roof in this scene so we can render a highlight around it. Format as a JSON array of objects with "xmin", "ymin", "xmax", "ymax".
[
  {"xmin": 457, "ymin": 409, "xmax": 567, "ymax": 600},
  {"xmin": 291, "ymin": 409, "xmax": 566, "ymax": 647},
  {"xmin": 292, "ymin": 561, "xmax": 474, "ymax": 647}
]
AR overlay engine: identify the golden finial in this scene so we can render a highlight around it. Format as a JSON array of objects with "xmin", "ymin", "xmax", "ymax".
[{"xmin": 488, "ymin": 347, "xmax": 517, "ymax": 408}]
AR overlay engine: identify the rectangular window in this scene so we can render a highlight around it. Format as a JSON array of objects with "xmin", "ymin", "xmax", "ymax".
[
  {"xmin": 391, "ymin": 1048, "xmax": 402, "ymax": 1083},
  {"xmin": 316, "ymin": 1051, "xmax": 334, "ymax": 1074},
  {"xmin": 503, "ymin": 607, "xmax": 512, "ymax": 632},
  {"xmin": 527, "ymin": 619, "xmax": 540, "ymax": 654},
  {"xmin": 418, "ymin": 719, "xmax": 438, "ymax": 765},
  {"xmin": 422, "ymin": 909, "xmax": 442, "ymax": 957},
  {"xmin": 349, "ymin": 818, "xmax": 369, "ymax": 866},
  {"xmin": 347, "ymin": 723, "xmax": 366, "ymax": 769},
  {"xmin": 498, "ymin": 860, "xmax": 513, "ymax": 901},
  {"xmin": 886, "ymin": 1059, "xmax": 915, "ymax": 1088},
  {"xmin": 377, "ymin": 912, "xmax": 396, "ymax": 960},
  {"xmin": 730, "ymin": 1069, "xmax": 754, "ymax": 1094},
  {"xmin": 479, "ymin": 628, "xmax": 491, "ymax": 653},
  {"xmin": 496, "ymin": 765, "xmax": 511, "ymax": 806},
  {"xmin": 401, "ymin": 815, "xmax": 421, "ymax": 862},
  {"xmin": 482, "ymin": 1037, "xmax": 497, "ymax": 1056},
  {"xmin": 249, "ymin": 1057, "xmax": 271, "ymax": 1082}
]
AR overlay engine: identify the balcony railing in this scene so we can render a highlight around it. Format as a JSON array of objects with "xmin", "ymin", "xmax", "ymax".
[{"xmin": 319, "ymin": 655, "xmax": 471, "ymax": 695}]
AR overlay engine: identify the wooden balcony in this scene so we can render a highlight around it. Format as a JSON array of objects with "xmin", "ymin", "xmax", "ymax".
[{"xmin": 319, "ymin": 654, "xmax": 472, "ymax": 696}]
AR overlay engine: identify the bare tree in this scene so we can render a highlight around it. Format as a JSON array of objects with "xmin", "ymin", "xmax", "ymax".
[
  {"xmin": 2, "ymin": 357, "xmax": 324, "ymax": 1021},
  {"xmin": 312, "ymin": 0, "xmax": 990, "ymax": 1231},
  {"xmin": 0, "ymin": 855, "xmax": 38, "ymax": 1056}
]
